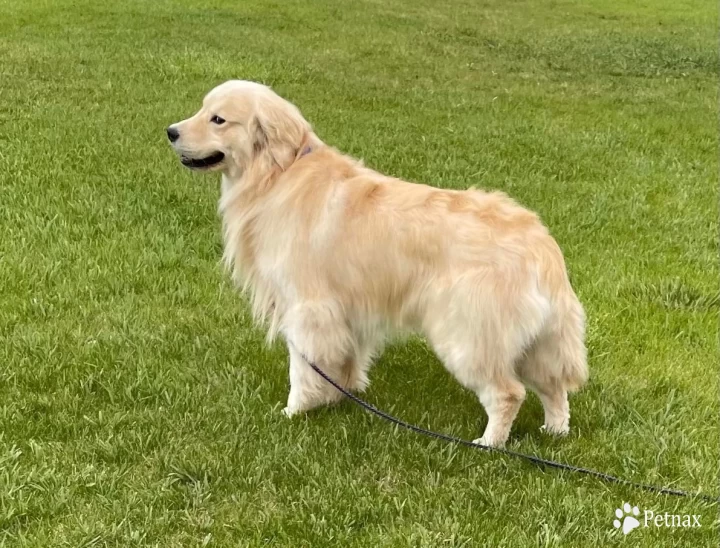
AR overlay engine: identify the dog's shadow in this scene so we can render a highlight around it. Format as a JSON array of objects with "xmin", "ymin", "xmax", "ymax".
[
  {"xmin": 332, "ymin": 337, "xmax": 554, "ymax": 444},
  {"xmin": 265, "ymin": 335, "xmax": 639, "ymax": 446}
]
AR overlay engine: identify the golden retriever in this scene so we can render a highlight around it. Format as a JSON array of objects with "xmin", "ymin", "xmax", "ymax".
[{"xmin": 167, "ymin": 80, "xmax": 588, "ymax": 447}]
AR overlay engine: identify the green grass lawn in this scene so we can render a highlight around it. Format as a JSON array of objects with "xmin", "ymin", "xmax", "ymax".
[{"xmin": 1, "ymin": 0, "xmax": 718, "ymax": 545}]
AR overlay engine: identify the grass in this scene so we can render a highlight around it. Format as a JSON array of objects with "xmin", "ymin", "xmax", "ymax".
[{"xmin": 0, "ymin": 0, "xmax": 718, "ymax": 545}]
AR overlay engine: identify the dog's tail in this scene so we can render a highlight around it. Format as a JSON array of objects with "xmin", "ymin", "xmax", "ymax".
[
  {"xmin": 536, "ymin": 241, "xmax": 589, "ymax": 393},
  {"xmin": 551, "ymin": 291, "xmax": 588, "ymax": 392}
]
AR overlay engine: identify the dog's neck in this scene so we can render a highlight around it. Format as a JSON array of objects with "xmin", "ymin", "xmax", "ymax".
[
  {"xmin": 217, "ymin": 132, "xmax": 324, "ymax": 335},
  {"xmin": 222, "ymin": 132, "xmax": 323, "ymax": 195},
  {"xmin": 218, "ymin": 131, "xmax": 326, "ymax": 263}
]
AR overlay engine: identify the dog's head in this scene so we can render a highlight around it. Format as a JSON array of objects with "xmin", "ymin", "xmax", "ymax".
[{"xmin": 167, "ymin": 80, "xmax": 311, "ymax": 177}]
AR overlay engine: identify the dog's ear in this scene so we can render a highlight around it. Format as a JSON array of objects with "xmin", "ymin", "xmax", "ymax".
[
  {"xmin": 252, "ymin": 99, "xmax": 309, "ymax": 171},
  {"xmin": 253, "ymin": 119, "xmax": 269, "ymax": 156}
]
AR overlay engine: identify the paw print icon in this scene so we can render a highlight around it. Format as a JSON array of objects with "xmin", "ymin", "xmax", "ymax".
[{"xmin": 613, "ymin": 503, "xmax": 641, "ymax": 535}]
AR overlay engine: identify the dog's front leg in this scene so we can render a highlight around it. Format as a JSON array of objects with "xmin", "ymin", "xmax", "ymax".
[
  {"xmin": 282, "ymin": 345, "xmax": 349, "ymax": 417},
  {"xmin": 281, "ymin": 301, "xmax": 354, "ymax": 417}
]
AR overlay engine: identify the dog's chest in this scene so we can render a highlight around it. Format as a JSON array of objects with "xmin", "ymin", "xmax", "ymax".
[{"xmin": 219, "ymin": 187, "xmax": 296, "ymax": 315}]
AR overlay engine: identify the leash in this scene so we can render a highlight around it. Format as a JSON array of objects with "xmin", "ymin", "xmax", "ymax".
[{"xmin": 289, "ymin": 342, "xmax": 719, "ymax": 504}]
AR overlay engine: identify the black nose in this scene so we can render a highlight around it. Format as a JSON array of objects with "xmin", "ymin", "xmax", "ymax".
[{"xmin": 166, "ymin": 126, "xmax": 180, "ymax": 143}]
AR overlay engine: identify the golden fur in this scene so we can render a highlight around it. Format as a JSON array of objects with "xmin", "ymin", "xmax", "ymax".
[{"xmin": 168, "ymin": 80, "xmax": 588, "ymax": 446}]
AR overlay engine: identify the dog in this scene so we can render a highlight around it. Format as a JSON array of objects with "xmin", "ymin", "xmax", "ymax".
[{"xmin": 167, "ymin": 80, "xmax": 588, "ymax": 447}]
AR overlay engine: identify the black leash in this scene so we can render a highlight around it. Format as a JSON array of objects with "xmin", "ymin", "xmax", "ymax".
[{"xmin": 290, "ymin": 343, "xmax": 719, "ymax": 504}]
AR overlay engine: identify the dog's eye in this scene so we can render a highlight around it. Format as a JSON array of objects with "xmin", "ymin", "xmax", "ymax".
[{"xmin": 210, "ymin": 115, "xmax": 226, "ymax": 125}]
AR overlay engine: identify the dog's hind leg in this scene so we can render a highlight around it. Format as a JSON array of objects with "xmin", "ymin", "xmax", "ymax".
[
  {"xmin": 424, "ymin": 275, "xmax": 548, "ymax": 447},
  {"xmin": 517, "ymin": 334, "xmax": 571, "ymax": 436},
  {"xmin": 428, "ymin": 325, "xmax": 527, "ymax": 448},
  {"xmin": 517, "ymin": 296, "xmax": 587, "ymax": 436},
  {"xmin": 473, "ymin": 376, "xmax": 527, "ymax": 447},
  {"xmin": 281, "ymin": 301, "xmax": 355, "ymax": 417}
]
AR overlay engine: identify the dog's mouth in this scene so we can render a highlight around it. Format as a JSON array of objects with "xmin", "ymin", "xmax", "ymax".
[{"xmin": 180, "ymin": 151, "xmax": 225, "ymax": 169}]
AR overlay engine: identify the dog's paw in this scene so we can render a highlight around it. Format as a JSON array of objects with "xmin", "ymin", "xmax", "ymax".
[
  {"xmin": 281, "ymin": 406, "xmax": 297, "ymax": 418},
  {"xmin": 472, "ymin": 436, "xmax": 503, "ymax": 448},
  {"xmin": 539, "ymin": 423, "xmax": 569, "ymax": 436}
]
